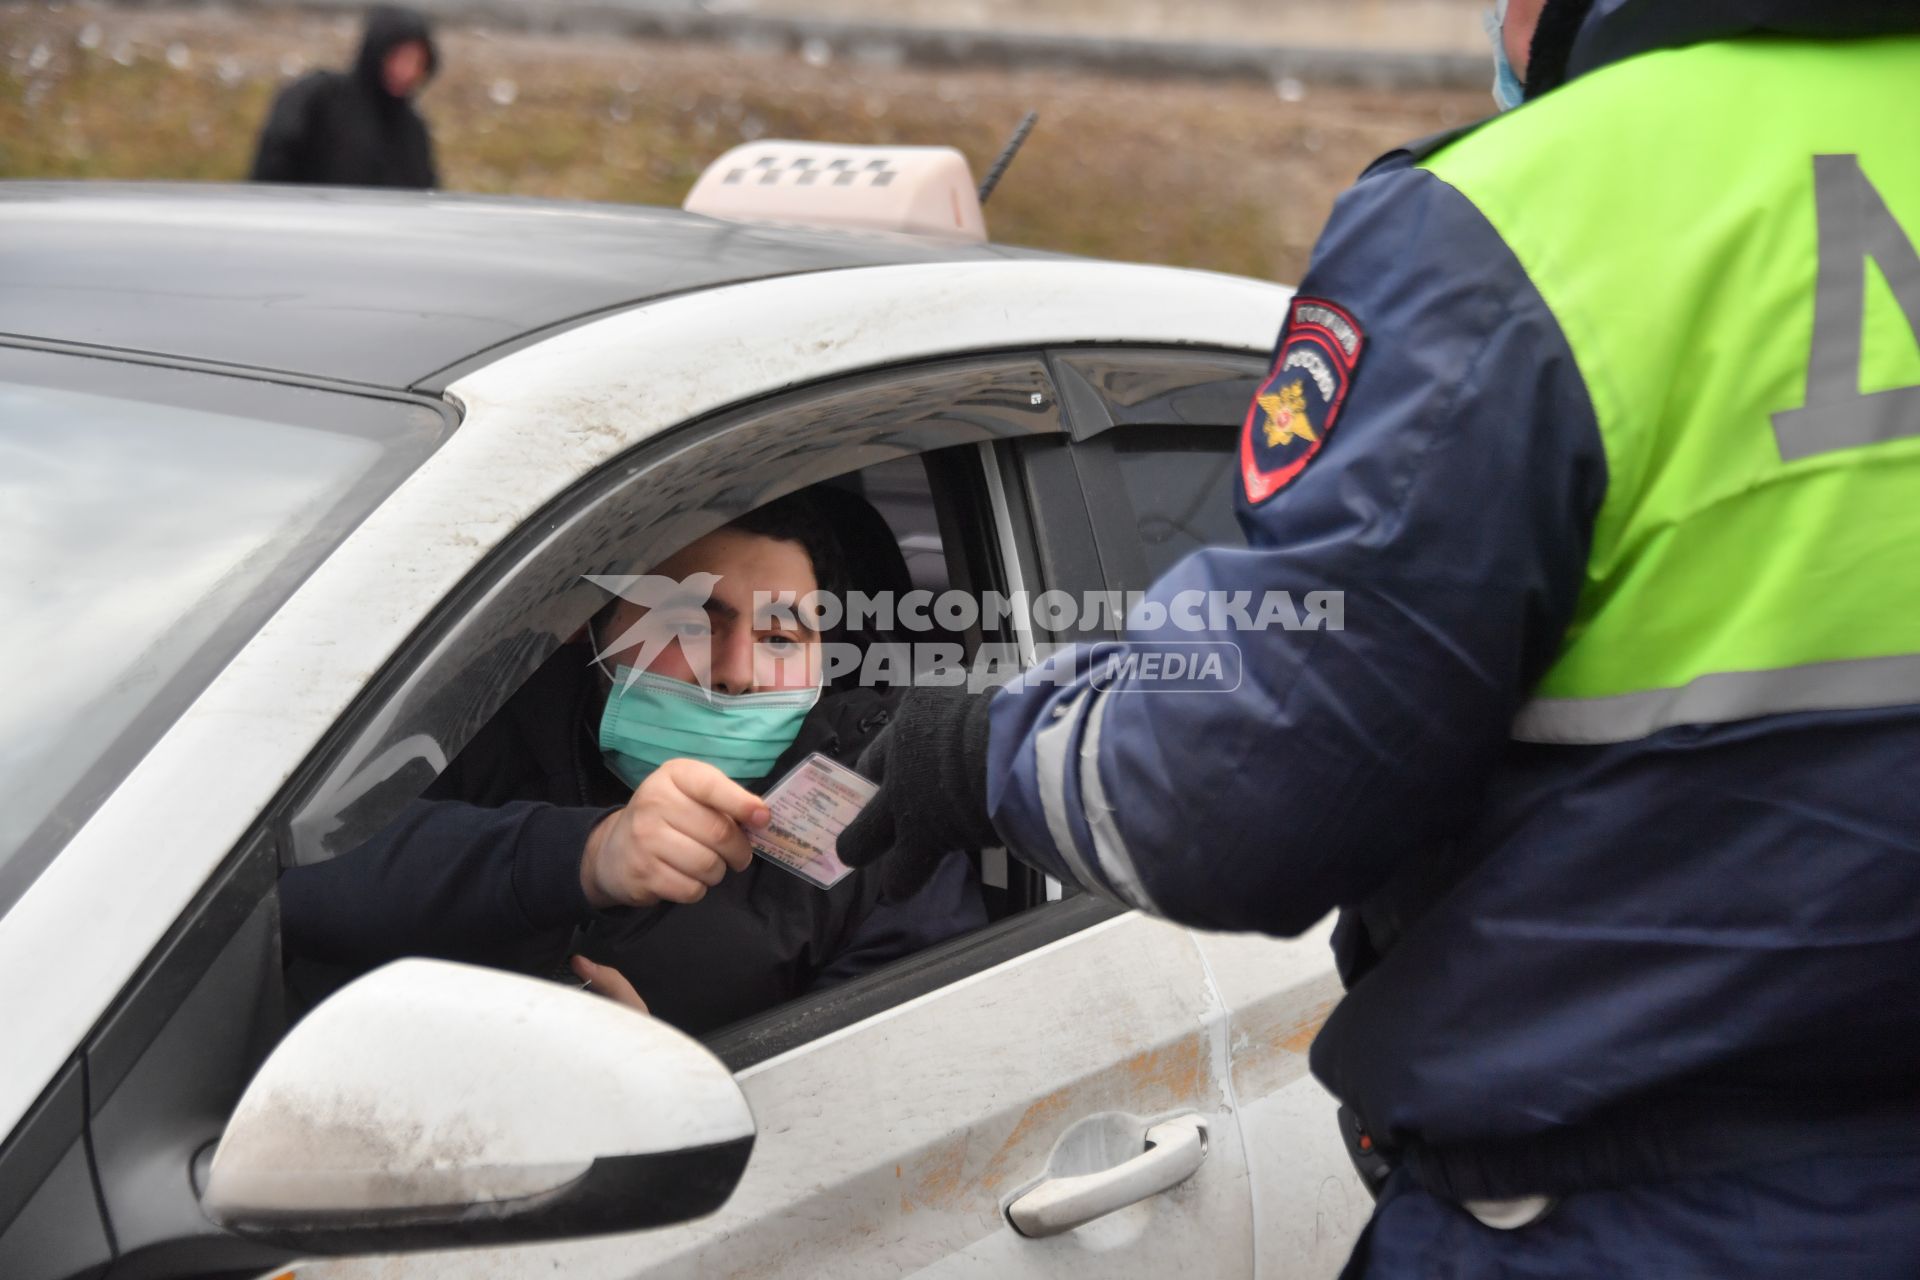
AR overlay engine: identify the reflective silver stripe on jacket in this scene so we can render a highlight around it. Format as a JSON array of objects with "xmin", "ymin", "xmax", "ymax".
[
  {"xmin": 1032, "ymin": 687, "xmax": 1155, "ymax": 909},
  {"xmin": 1512, "ymin": 653, "xmax": 1920, "ymax": 745},
  {"xmin": 1032, "ymin": 689, "xmax": 1109, "ymax": 895},
  {"xmin": 1077, "ymin": 688, "xmax": 1155, "ymax": 911}
]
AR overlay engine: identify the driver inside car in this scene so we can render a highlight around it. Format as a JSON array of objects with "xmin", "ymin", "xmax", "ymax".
[{"xmin": 278, "ymin": 489, "xmax": 986, "ymax": 1033}]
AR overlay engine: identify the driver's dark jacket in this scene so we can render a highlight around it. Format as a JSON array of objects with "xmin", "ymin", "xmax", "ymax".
[{"xmin": 280, "ymin": 645, "xmax": 984, "ymax": 1034}]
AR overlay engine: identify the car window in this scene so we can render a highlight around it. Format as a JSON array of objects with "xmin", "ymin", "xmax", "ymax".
[
  {"xmin": 1070, "ymin": 424, "xmax": 1246, "ymax": 593},
  {"xmin": 1107, "ymin": 425, "xmax": 1245, "ymax": 584},
  {"xmin": 1053, "ymin": 348, "xmax": 1268, "ymax": 438},
  {"xmin": 276, "ymin": 354, "xmax": 1100, "ymax": 1059},
  {"xmin": 0, "ymin": 347, "xmax": 446, "ymax": 920},
  {"xmin": 1047, "ymin": 349, "xmax": 1262, "ymax": 593},
  {"xmin": 849, "ymin": 456, "xmax": 948, "ymax": 593},
  {"xmin": 285, "ymin": 355, "xmax": 1056, "ymax": 869}
]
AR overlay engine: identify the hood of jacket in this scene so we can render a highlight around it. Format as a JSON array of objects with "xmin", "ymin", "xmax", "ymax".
[
  {"xmin": 353, "ymin": 4, "xmax": 439, "ymax": 99},
  {"xmin": 1528, "ymin": 0, "xmax": 1920, "ymax": 98}
]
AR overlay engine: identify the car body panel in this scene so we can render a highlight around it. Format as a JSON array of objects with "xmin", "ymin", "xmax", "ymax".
[
  {"xmin": 294, "ymin": 912, "xmax": 1262, "ymax": 1279},
  {"xmin": 0, "ymin": 183, "xmax": 1041, "ymax": 389},
  {"xmin": 1192, "ymin": 929, "xmax": 1370, "ymax": 1276},
  {"xmin": 0, "ymin": 257, "xmax": 1290, "ymax": 1147}
]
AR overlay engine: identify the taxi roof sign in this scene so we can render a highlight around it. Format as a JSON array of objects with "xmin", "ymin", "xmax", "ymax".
[{"xmin": 684, "ymin": 142, "xmax": 989, "ymax": 243}]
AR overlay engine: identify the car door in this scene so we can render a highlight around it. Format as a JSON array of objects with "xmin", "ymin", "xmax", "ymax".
[
  {"xmin": 287, "ymin": 353, "xmax": 1259, "ymax": 1279},
  {"xmin": 1045, "ymin": 347, "xmax": 1372, "ymax": 1278}
]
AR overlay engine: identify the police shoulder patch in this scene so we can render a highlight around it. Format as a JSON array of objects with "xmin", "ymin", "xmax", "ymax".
[{"xmin": 1240, "ymin": 296, "xmax": 1365, "ymax": 505}]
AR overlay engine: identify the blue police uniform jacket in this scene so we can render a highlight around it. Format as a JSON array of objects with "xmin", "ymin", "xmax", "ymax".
[{"xmin": 985, "ymin": 0, "xmax": 1920, "ymax": 1173}]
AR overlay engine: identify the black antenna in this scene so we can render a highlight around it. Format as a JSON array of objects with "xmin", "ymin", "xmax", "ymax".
[{"xmin": 978, "ymin": 110, "xmax": 1039, "ymax": 205}]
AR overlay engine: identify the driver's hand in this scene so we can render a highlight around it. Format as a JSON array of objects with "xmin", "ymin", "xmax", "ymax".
[
  {"xmin": 580, "ymin": 758, "xmax": 772, "ymax": 909},
  {"xmin": 572, "ymin": 954, "xmax": 650, "ymax": 1014}
]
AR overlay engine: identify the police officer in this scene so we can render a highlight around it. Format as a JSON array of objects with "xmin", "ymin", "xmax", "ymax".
[{"xmin": 841, "ymin": 0, "xmax": 1920, "ymax": 1273}]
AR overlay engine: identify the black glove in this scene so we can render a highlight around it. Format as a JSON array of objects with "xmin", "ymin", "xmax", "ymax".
[{"xmin": 839, "ymin": 684, "xmax": 1001, "ymax": 902}]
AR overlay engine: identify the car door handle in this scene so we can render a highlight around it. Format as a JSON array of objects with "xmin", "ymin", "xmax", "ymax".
[{"xmin": 1006, "ymin": 1115, "xmax": 1209, "ymax": 1238}]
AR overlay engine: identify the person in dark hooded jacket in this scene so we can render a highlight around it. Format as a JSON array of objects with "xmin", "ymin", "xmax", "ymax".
[{"xmin": 250, "ymin": 6, "xmax": 439, "ymax": 189}]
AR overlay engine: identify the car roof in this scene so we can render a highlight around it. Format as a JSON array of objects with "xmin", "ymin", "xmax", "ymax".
[{"xmin": 0, "ymin": 182, "xmax": 1041, "ymax": 392}]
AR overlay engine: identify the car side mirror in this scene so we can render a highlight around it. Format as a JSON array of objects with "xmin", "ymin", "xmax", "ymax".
[{"xmin": 200, "ymin": 958, "xmax": 754, "ymax": 1253}]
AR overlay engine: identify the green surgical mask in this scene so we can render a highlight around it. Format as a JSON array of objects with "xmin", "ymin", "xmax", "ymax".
[{"xmin": 598, "ymin": 666, "xmax": 819, "ymax": 788}]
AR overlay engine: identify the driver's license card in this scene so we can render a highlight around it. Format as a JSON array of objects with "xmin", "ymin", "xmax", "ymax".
[{"xmin": 749, "ymin": 753, "xmax": 877, "ymax": 890}]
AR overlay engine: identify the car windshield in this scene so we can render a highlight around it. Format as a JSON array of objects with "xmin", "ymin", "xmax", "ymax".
[{"xmin": 0, "ymin": 347, "xmax": 445, "ymax": 918}]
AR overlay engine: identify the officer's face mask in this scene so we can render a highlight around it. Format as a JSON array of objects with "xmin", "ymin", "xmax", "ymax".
[
  {"xmin": 1484, "ymin": 0, "xmax": 1526, "ymax": 111},
  {"xmin": 597, "ymin": 664, "xmax": 819, "ymax": 789}
]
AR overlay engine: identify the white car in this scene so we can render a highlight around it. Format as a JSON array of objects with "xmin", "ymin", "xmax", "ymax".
[{"xmin": 0, "ymin": 156, "xmax": 1367, "ymax": 1279}]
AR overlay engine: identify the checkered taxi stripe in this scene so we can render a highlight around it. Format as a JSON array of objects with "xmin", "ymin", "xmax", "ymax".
[{"xmin": 722, "ymin": 156, "xmax": 900, "ymax": 188}]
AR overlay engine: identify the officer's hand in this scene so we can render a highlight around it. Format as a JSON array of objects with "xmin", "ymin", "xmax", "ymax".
[
  {"xmin": 571, "ymin": 954, "xmax": 650, "ymax": 1014},
  {"xmin": 838, "ymin": 685, "xmax": 1001, "ymax": 901},
  {"xmin": 580, "ymin": 758, "xmax": 772, "ymax": 910}
]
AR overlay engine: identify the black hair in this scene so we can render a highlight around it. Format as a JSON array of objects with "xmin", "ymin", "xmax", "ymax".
[
  {"xmin": 724, "ymin": 490, "xmax": 848, "ymax": 603},
  {"xmin": 588, "ymin": 489, "xmax": 850, "ymax": 650}
]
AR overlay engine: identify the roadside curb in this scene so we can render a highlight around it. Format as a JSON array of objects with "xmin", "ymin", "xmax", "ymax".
[{"xmin": 138, "ymin": 0, "xmax": 1489, "ymax": 91}]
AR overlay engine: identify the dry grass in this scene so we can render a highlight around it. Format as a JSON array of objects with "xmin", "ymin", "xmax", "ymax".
[{"xmin": 0, "ymin": 4, "xmax": 1486, "ymax": 281}]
